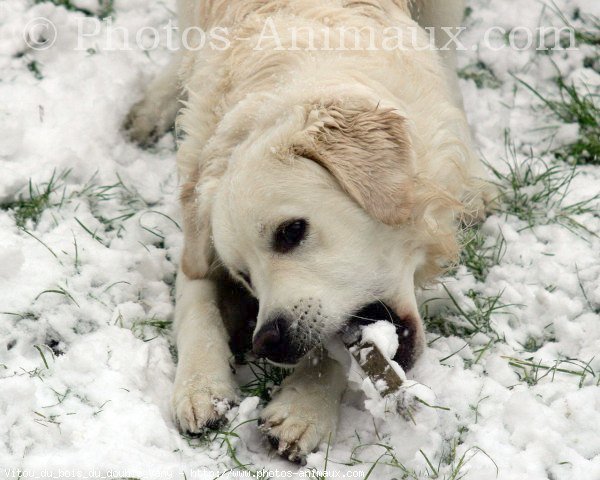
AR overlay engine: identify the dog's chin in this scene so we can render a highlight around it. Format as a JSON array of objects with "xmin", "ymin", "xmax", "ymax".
[
  {"xmin": 265, "ymin": 346, "xmax": 319, "ymax": 369},
  {"xmin": 264, "ymin": 358, "xmax": 299, "ymax": 369},
  {"xmin": 262, "ymin": 344, "xmax": 322, "ymax": 369}
]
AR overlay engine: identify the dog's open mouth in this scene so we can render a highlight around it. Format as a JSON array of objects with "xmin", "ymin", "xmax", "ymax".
[
  {"xmin": 341, "ymin": 302, "xmax": 417, "ymax": 370},
  {"xmin": 263, "ymin": 302, "xmax": 402, "ymax": 367},
  {"xmin": 339, "ymin": 301, "xmax": 401, "ymax": 344},
  {"xmin": 254, "ymin": 301, "xmax": 417, "ymax": 370}
]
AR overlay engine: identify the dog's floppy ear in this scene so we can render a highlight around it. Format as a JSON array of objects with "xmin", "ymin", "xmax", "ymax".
[
  {"xmin": 293, "ymin": 104, "xmax": 415, "ymax": 225},
  {"xmin": 180, "ymin": 169, "xmax": 214, "ymax": 280}
]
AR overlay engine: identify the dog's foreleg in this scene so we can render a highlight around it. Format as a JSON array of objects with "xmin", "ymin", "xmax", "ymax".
[
  {"xmin": 172, "ymin": 269, "xmax": 238, "ymax": 432},
  {"xmin": 125, "ymin": 54, "xmax": 183, "ymax": 146},
  {"xmin": 411, "ymin": 0, "xmax": 466, "ymax": 107},
  {"xmin": 259, "ymin": 352, "xmax": 347, "ymax": 463}
]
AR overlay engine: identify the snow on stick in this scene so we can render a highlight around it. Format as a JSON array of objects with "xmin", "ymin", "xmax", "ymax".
[{"xmin": 340, "ymin": 320, "xmax": 407, "ymax": 402}]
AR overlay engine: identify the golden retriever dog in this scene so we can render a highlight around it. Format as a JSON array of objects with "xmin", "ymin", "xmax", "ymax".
[{"xmin": 126, "ymin": 0, "xmax": 491, "ymax": 462}]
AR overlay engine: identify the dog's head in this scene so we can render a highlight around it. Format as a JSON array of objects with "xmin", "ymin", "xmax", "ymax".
[{"xmin": 180, "ymin": 97, "xmax": 463, "ymax": 367}]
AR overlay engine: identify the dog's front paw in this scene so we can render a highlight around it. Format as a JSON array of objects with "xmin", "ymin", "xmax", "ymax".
[
  {"xmin": 259, "ymin": 388, "xmax": 339, "ymax": 462},
  {"xmin": 124, "ymin": 101, "xmax": 168, "ymax": 147},
  {"xmin": 172, "ymin": 378, "xmax": 238, "ymax": 433},
  {"xmin": 124, "ymin": 94, "xmax": 177, "ymax": 147}
]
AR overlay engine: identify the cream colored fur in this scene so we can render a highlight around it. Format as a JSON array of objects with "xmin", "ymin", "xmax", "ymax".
[{"xmin": 127, "ymin": 0, "xmax": 492, "ymax": 462}]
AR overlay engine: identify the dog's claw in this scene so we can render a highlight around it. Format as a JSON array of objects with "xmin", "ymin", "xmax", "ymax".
[
  {"xmin": 123, "ymin": 94, "xmax": 176, "ymax": 148},
  {"xmin": 267, "ymin": 434, "xmax": 280, "ymax": 450},
  {"xmin": 123, "ymin": 110, "xmax": 160, "ymax": 148},
  {"xmin": 263, "ymin": 432, "xmax": 306, "ymax": 463},
  {"xmin": 259, "ymin": 418, "xmax": 310, "ymax": 463},
  {"xmin": 173, "ymin": 387, "xmax": 237, "ymax": 434}
]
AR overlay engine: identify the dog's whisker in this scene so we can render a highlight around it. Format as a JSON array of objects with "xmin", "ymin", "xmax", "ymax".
[
  {"xmin": 362, "ymin": 291, "xmax": 396, "ymax": 323},
  {"xmin": 345, "ymin": 313, "xmax": 390, "ymax": 324}
]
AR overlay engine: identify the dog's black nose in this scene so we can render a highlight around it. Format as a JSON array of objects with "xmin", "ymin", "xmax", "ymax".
[
  {"xmin": 252, "ymin": 316, "xmax": 302, "ymax": 365},
  {"xmin": 253, "ymin": 320, "xmax": 282, "ymax": 358}
]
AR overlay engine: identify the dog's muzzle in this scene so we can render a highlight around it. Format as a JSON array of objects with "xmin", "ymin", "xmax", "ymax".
[
  {"xmin": 252, "ymin": 313, "xmax": 311, "ymax": 365},
  {"xmin": 252, "ymin": 302, "xmax": 418, "ymax": 370}
]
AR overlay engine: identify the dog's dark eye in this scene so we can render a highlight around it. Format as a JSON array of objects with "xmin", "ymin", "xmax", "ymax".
[{"xmin": 273, "ymin": 219, "xmax": 308, "ymax": 253}]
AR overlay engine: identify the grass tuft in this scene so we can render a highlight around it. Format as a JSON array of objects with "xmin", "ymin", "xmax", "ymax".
[
  {"xmin": 240, "ymin": 360, "xmax": 289, "ymax": 402},
  {"xmin": 130, "ymin": 317, "xmax": 172, "ymax": 342},
  {"xmin": 544, "ymin": 3, "xmax": 600, "ymax": 47},
  {"xmin": 34, "ymin": 285, "xmax": 80, "ymax": 307},
  {"xmin": 27, "ymin": 60, "xmax": 44, "ymax": 80},
  {"xmin": 1, "ymin": 170, "xmax": 166, "ymax": 252},
  {"xmin": 505, "ymin": 356, "xmax": 597, "ymax": 387},
  {"xmin": 0, "ymin": 170, "xmax": 68, "ymax": 228},
  {"xmin": 350, "ymin": 443, "xmax": 420, "ymax": 479},
  {"xmin": 34, "ymin": 0, "xmax": 115, "ymax": 18},
  {"xmin": 458, "ymin": 61, "xmax": 502, "ymax": 89},
  {"xmin": 349, "ymin": 438, "xmax": 497, "ymax": 480},
  {"xmin": 458, "ymin": 228, "xmax": 506, "ymax": 282},
  {"xmin": 423, "ymin": 287, "xmax": 511, "ymax": 346},
  {"xmin": 486, "ymin": 136, "xmax": 600, "ymax": 237},
  {"xmin": 516, "ymin": 76, "xmax": 600, "ymax": 165},
  {"xmin": 33, "ymin": 344, "xmax": 53, "ymax": 369},
  {"xmin": 76, "ymin": 172, "xmax": 152, "ymax": 237}
]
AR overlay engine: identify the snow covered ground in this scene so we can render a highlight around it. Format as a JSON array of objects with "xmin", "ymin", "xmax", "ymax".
[{"xmin": 0, "ymin": 0, "xmax": 599, "ymax": 478}]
